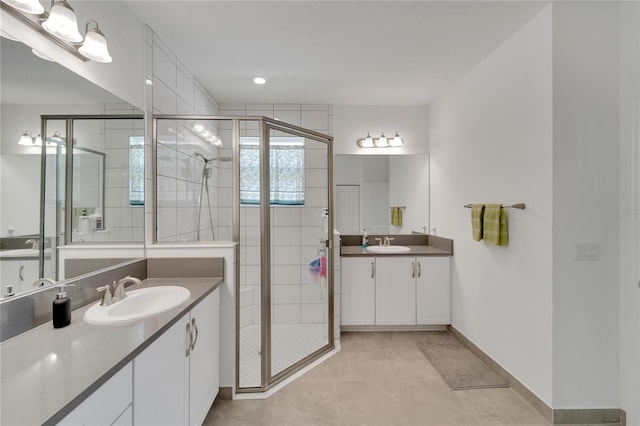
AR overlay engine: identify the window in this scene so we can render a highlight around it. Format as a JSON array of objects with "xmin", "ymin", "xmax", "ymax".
[
  {"xmin": 129, "ymin": 136, "xmax": 144, "ymax": 206},
  {"xmin": 240, "ymin": 136, "xmax": 305, "ymax": 205}
]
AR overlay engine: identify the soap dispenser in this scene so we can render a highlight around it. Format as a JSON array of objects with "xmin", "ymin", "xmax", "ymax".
[
  {"xmin": 361, "ymin": 228, "xmax": 369, "ymax": 248},
  {"xmin": 52, "ymin": 284, "xmax": 75, "ymax": 328}
]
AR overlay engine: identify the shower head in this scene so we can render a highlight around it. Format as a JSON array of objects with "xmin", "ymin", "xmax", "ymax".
[{"xmin": 195, "ymin": 153, "xmax": 232, "ymax": 163}]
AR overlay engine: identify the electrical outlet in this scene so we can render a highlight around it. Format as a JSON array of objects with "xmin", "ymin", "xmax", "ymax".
[{"xmin": 575, "ymin": 241, "xmax": 601, "ymax": 260}]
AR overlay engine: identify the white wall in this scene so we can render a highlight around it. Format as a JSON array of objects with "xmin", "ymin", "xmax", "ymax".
[
  {"xmin": 618, "ymin": 2, "xmax": 640, "ymax": 423},
  {"xmin": 551, "ymin": 2, "xmax": 621, "ymax": 409},
  {"xmin": 333, "ymin": 105, "xmax": 429, "ymax": 155},
  {"xmin": 429, "ymin": 5, "xmax": 553, "ymax": 405},
  {"xmin": 0, "ymin": 1, "xmax": 145, "ymax": 109}
]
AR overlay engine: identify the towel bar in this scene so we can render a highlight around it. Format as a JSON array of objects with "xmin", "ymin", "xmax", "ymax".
[
  {"xmin": 464, "ymin": 203, "xmax": 525, "ymax": 210},
  {"xmin": 389, "ymin": 206, "xmax": 406, "ymax": 210}
]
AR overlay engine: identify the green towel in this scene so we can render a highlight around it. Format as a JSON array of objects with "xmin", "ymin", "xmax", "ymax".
[
  {"xmin": 391, "ymin": 207, "xmax": 403, "ymax": 226},
  {"xmin": 471, "ymin": 204, "xmax": 485, "ymax": 241},
  {"xmin": 483, "ymin": 204, "xmax": 508, "ymax": 246}
]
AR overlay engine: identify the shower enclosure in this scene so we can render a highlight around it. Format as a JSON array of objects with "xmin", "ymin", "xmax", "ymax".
[{"xmin": 153, "ymin": 115, "xmax": 334, "ymax": 392}]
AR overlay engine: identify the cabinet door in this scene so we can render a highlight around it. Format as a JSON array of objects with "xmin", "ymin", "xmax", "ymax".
[
  {"xmin": 134, "ymin": 314, "xmax": 189, "ymax": 425},
  {"xmin": 1, "ymin": 261, "xmax": 19, "ymax": 294},
  {"xmin": 189, "ymin": 289, "xmax": 220, "ymax": 425},
  {"xmin": 416, "ymin": 257, "xmax": 451, "ymax": 324},
  {"xmin": 375, "ymin": 257, "xmax": 416, "ymax": 325},
  {"xmin": 341, "ymin": 257, "xmax": 376, "ymax": 325},
  {"xmin": 19, "ymin": 259, "xmax": 39, "ymax": 293},
  {"xmin": 59, "ymin": 362, "xmax": 132, "ymax": 426}
]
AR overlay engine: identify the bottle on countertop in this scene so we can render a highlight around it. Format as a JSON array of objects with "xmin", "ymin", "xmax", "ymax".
[
  {"xmin": 89, "ymin": 207, "xmax": 103, "ymax": 231},
  {"xmin": 78, "ymin": 208, "xmax": 90, "ymax": 234},
  {"xmin": 52, "ymin": 284, "xmax": 75, "ymax": 328},
  {"xmin": 361, "ymin": 228, "xmax": 369, "ymax": 248}
]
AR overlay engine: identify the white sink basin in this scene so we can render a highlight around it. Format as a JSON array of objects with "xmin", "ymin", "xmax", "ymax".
[
  {"xmin": 84, "ymin": 286, "xmax": 191, "ymax": 325},
  {"xmin": 366, "ymin": 245, "xmax": 411, "ymax": 254}
]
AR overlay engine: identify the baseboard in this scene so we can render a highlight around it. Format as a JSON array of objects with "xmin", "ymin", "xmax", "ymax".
[
  {"xmin": 217, "ymin": 387, "xmax": 233, "ymax": 401},
  {"xmin": 447, "ymin": 326, "xmax": 625, "ymax": 425},
  {"xmin": 341, "ymin": 324, "xmax": 447, "ymax": 332},
  {"xmin": 447, "ymin": 326, "xmax": 553, "ymax": 423},
  {"xmin": 553, "ymin": 409, "xmax": 622, "ymax": 425}
]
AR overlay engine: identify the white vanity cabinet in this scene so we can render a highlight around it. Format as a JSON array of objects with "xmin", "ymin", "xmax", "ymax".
[
  {"xmin": 416, "ymin": 256, "xmax": 451, "ymax": 325},
  {"xmin": 1, "ymin": 259, "xmax": 38, "ymax": 294},
  {"xmin": 375, "ymin": 257, "xmax": 417, "ymax": 325},
  {"xmin": 341, "ymin": 255, "xmax": 450, "ymax": 327},
  {"xmin": 59, "ymin": 362, "xmax": 133, "ymax": 426},
  {"xmin": 341, "ymin": 257, "xmax": 376, "ymax": 325},
  {"xmin": 134, "ymin": 288, "xmax": 220, "ymax": 425}
]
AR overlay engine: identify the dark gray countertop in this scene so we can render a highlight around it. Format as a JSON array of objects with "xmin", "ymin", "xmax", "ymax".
[
  {"xmin": 340, "ymin": 244, "xmax": 452, "ymax": 257},
  {"xmin": 0, "ymin": 277, "xmax": 222, "ymax": 426},
  {"xmin": 339, "ymin": 234, "xmax": 453, "ymax": 257}
]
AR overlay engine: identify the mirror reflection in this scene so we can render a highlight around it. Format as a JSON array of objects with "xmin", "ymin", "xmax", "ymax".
[
  {"xmin": 334, "ymin": 154, "xmax": 430, "ymax": 235},
  {"xmin": 0, "ymin": 36, "xmax": 144, "ymax": 299}
]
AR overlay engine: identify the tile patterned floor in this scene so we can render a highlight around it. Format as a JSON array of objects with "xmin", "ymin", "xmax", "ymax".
[
  {"xmin": 206, "ymin": 331, "xmax": 552, "ymax": 426},
  {"xmin": 239, "ymin": 323, "xmax": 329, "ymax": 388}
]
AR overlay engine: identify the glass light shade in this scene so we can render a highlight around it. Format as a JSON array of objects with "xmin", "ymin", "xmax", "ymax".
[
  {"xmin": 375, "ymin": 132, "xmax": 389, "ymax": 147},
  {"xmin": 18, "ymin": 131, "xmax": 35, "ymax": 146},
  {"xmin": 2, "ymin": 0, "xmax": 44, "ymax": 14},
  {"xmin": 78, "ymin": 23, "xmax": 112, "ymax": 63},
  {"xmin": 34, "ymin": 135, "xmax": 43, "ymax": 146},
  {"xmin": 32, "ymin": 48, "xmax": 55, "ymax": 62},
  {"xmin": 42, "ymin": 1, "xmax": 82, "ymax": 43},
  {"xmin": 389, "ymin": 132, "xmax": 404, "ymax": 147},
  {"xmin": 1, "ymin": 30, "xmax": 20, "ymax": 41},
  {"xmin": 47, "ymin": 131, "xmax": 64, "ymax": 144},
  {"xmin": 358, "ymin": 133, "xmax": 374, "ymax": 148}
]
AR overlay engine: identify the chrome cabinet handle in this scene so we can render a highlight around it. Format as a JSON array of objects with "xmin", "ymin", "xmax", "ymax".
[
  {"xmin": 412, "ymin": 262, "xmax": 416, "ymax": 278},
  {"xmin": 190, "ymin": 318, "xmax": 199, "ymax": 351},
  {"xmin": 19, "ymin": 265, "xmax": 24, "ymax": 281},
  {"xmin": 186, "ymin": 323, "xmax": 192, "ymax": 357},
  {"xmin": 418, "ymin": 262, "xmax": 421, "ymax": 278},
  {"xmin": 371, "ymin": 261, "xmax": 375, "ymax": 278}
]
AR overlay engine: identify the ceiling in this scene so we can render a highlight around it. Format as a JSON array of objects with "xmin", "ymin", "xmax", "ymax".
[{"xmin": 125, "ymin": 1, "xmax": 549, "ymax": 106}]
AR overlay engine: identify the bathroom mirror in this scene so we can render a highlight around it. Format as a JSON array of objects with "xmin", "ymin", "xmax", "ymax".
[
  {"xmin": 334, "ymin": 154, "xmax": 429, "ymax": 235},
  {"xmin": 0, "ymin": 37, "xmax": 145, "ymax": 299}
]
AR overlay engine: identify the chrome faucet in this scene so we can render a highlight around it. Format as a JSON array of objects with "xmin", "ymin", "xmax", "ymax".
[
  {"xmin": 96, "ymin": 276, "xmax": 141, "ymax": 306},
  {"xmin": 32, "ymin": 277, "xmax": 56, "ymax": 287},
  {"xmin": 25, "ymin": 239, "xmax": 39, "ymax": 250},
  {"xmin": 113, "ymin": 276, "xmax": 141, "ymax": 302}
]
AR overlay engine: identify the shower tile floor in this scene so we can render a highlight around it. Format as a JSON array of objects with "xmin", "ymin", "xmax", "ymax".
[
  {"xmin": 206, "ymin": 331, "xmax": 557, "ymax": 426},
  {"xmin": 239, "ymin": 323, "xmax": 328, "ymax": 388}
]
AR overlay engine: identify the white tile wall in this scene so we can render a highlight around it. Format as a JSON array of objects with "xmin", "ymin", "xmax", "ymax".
[
  {"xmin": 145, "ymin": 28, "xmax": 220, "ymax": 242},
  {"xmin": 220, "ymin": 103, "xmax": 332, "ymax": 329}
]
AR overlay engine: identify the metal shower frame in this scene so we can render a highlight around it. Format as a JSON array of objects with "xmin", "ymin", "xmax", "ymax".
[{"xmin": 151, "ymin": 114, "xmax": 335, "ymax": 393}]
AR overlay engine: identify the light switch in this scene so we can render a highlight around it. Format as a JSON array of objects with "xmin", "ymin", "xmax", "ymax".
[{"xmin": 575, "ymin": 241, "xmax": 601, "ymax": 260}]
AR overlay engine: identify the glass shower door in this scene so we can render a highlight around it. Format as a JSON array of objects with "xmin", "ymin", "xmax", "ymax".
[{"xmin": 267, "ymin": 124, "xmax": 331, "ymax": 381}]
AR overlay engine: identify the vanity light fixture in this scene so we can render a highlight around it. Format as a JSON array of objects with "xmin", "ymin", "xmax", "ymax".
[
  {"xmin": 1, "ymin": 0, "xmax": 113, "ymax": 63},
  {"xmin": 32, "ymin": 48, "xmax": 55, "ymax": 61},
  {"xmin": 357, "ymin": 131, "xmax": 404, "ymax": 148},
  {"xmin": 78, "ymin": 20, "xmax": 111, "ymax": 63},
  {"xmin": 1, "ymin": 0, "xmax": 43, "ymax": 14},
  {"xmin": 42, "ymin": 0, "xmax": 82, "ymax": 43},
  {"xmin": 0, "ymin": 29, "xmax": 20, "ymax": 41},
  {"xmin": 17, "ymin": 130, "xmax": 43, "ymax": 146}
]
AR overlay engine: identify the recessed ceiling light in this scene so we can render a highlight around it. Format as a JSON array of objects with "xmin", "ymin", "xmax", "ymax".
[
  {"xmin": 145, "ymin": 77, "xmax": 153, "ymax": 85},
  {"xmin": 253, "ymin": 77, "xmax": 266, "ymax": 85}
]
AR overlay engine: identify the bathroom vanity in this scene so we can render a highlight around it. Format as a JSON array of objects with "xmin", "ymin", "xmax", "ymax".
[
  {"xmin": 0, "ymin": 266, "xmax": 223, "ymax": 425},
  {"xmin": 340, "ymin": 234, "xmax": 452, "ymax": 328}
]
